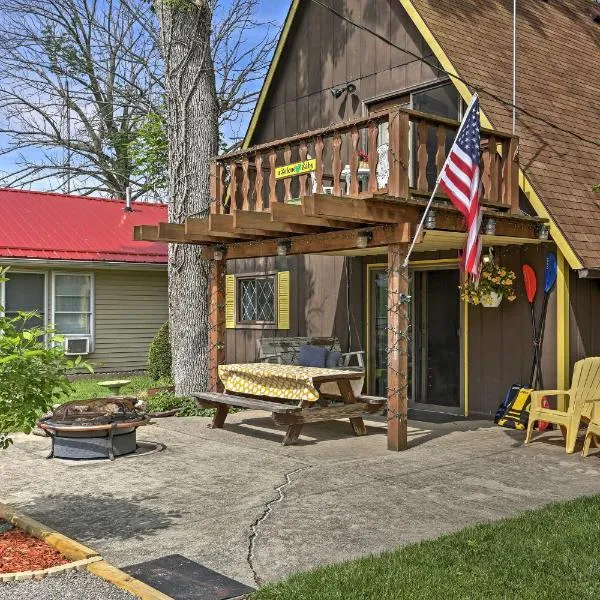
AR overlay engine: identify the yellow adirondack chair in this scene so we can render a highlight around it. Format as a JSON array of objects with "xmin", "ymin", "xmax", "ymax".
[{"xmin": 525, "ymin": 357, "xmax": 600, "ymax": 454}]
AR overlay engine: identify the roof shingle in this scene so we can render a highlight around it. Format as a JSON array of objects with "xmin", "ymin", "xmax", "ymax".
[{"xmin": 411, "ymin": 0, "xmax": 600, "ymax": 267}]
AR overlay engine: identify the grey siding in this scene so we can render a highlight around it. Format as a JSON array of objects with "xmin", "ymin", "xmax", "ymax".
[
  {"xmin": 0, "ymin": 263, "xmax": 168, "ymax": 373},
  {"xmin": 91, "ymin": 269, "xmax": 168, "ymax": 372}
]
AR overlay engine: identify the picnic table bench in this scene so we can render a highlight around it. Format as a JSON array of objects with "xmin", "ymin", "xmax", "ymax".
[{"xmin": 193, "ymin": 363, "xmax": 386, "ymax": 445}]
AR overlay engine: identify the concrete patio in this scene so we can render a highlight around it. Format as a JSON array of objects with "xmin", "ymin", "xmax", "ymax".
[{"xmin": 2, "ymin": 412, "xmax": 600, "ymax": 589}]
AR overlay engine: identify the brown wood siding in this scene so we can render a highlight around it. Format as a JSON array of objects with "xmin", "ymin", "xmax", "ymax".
[
  {"xmin": 226, "ymin": 255, "xmax": 363, "ymax": 363},
  {"xmin": 232, "ymin": 0, "xmax": 442, "ymax": 365},
  {"xmin": 569, "ymin": 273, "xmax": 600, "ymax": 375},
  {"xmin": 468, "ymin": 244, "xmax": 557, "ymax": 417},
  {"xmin": 251, "ymin": 0, "xmax": 441, "ymax": 144}
]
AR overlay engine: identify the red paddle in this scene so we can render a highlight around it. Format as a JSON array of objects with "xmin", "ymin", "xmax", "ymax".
[{"xmin": 522, "ymin": 265, "xmax": 539, "ymax": 388}]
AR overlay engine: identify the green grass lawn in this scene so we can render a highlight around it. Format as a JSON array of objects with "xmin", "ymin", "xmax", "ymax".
[
  {"xmin": 62, "ymin": 375, "xmax": 159, "ymax": 401},
  {"xmin": 252, "ymin": 495, "xmax": 600, "ymax": 600}
]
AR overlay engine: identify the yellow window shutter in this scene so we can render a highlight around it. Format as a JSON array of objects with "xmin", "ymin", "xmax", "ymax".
[
  {"xmin": 225, "ymin": 274, "xmax": 236, "ymax": 329},
  {"xmin": 277, "ymin": 271, "xmax": 290, "ymax": 330}
]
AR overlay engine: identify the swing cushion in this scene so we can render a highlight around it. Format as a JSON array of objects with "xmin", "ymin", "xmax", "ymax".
[
  {"xmin": 298, "ymin": 344, "xmax": 328, "ymax": 368},
  {"xmin": 325, "ymin": 350, "xmax": 343, "ymax": 368}
]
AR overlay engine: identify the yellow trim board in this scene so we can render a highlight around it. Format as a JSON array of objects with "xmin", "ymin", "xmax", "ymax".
[
  {"xmin": 556, "ymin": 250, "xmax": 570, "ymax": 410},
  {"xmin": 398, "ymin": 0, "xmax": 582, "ymax": 271},
  {"xmin": 242, "ymin": 0, "xmax": 301, "ymax": 148},
  {"xmin": 0, "ymin": 502, "xmax": 171, "ymax": 600}
]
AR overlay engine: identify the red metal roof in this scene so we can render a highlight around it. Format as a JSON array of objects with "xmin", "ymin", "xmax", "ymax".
[{"xmin": 0, "ymin": 188, "xmax": 167, "ymax": 264}]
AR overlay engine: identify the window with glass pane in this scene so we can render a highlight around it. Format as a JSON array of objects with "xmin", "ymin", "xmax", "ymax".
[
  {"xmin": 238, "ymin": 276, "xmax": 275, "ymax": 324},
  {"xmin": 412, "ymin": 84, "xmax": 461, "ymax": 190},
  {"xmin": 53, "ymin": 274, "xmax": 92, "ymax": 335},
  {"xmin": 3, "ymin": 272, "xmax": 45, "ymax": 330}
]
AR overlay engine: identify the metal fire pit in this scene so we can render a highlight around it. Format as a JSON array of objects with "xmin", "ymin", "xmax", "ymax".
[{"xmin": 37, "ymin": 397, "xmax": 151, "ymax": 461}]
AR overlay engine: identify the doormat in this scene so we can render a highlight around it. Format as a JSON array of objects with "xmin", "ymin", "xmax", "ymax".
[{"xmin": 123, "ymin": 554, "xmax": 254, "ymax": 600}]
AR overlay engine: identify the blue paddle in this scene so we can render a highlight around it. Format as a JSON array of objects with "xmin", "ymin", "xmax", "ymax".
[{"xmin": 534, "ymin": 253, "xmax": 558, "ymax": 389}]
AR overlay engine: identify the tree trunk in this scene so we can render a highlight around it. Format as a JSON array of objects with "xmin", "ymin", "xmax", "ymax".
[{"xmin": 155, "ymin": 1, "xmax": 219, "ymax": 395}]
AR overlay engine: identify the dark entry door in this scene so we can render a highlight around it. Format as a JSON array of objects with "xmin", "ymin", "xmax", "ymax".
[
  {"xmin": 413, "ymin": 269, "xmax": 460, "ymax": 407},
  {"xmin": 368, "ymin": 267, "xmax": 460, "ymax": 408}
]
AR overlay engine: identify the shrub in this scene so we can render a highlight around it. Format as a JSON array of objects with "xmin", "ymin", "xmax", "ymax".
[
  {"xmin": 145, "ymin": 391, "xmax": 214, "ymax": 417},
  {"xmin": 148, "ymin": 322, "xmax": 172, "ymax": 381},
  {"xmin": 0, "ymin": 268, "xmax": 92, "ymax": 448}
]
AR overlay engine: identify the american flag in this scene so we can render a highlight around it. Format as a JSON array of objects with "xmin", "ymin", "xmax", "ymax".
[{"xmin": 439, "ymin": 95, "xmax": 483, "ymax": 279}]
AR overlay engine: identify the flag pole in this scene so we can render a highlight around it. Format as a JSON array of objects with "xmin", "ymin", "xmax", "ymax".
[{"xmin": 402, "ymin": 93, "xmax": 480, "ymax": 268}]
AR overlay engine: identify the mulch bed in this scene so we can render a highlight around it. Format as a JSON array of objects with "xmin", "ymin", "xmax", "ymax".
[{"xmin": 0, "ymin": 520, "xmax": 69, "ymax": 574}]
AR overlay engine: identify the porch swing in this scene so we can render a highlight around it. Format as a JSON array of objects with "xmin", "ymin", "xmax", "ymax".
[{"xmin": 255, "ymin": 256, "xmax": 365, "ymax": 371}]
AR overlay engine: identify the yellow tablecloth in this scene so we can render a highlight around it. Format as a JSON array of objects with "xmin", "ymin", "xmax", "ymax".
[{"xmin": 218, "ymin": 363, "xmax": 361, "ymax": 403}]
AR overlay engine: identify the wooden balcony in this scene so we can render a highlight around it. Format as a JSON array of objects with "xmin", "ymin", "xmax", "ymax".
[
  {"xmin": 211, "ymin": 106, "xmax": 520, "ymax": 216},
  {"xmin": 134, "ymin": 106, "xmax": 542, "ymax": 259}
]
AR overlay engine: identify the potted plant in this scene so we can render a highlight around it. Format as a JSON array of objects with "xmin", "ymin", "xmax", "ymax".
[{"xmin": 460, "ymin": 259, "xmax": 517, "ymax": 307}]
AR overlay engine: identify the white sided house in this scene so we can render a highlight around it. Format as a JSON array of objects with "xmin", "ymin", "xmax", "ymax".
[{"xmin": 0, "ymin": 188, "xmax": 168, "ymax": 373}]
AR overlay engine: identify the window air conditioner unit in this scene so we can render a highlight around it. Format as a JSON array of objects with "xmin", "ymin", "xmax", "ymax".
[{"xmin": 64, "ymin": 337, "xmax": 90, "ymax": 356}]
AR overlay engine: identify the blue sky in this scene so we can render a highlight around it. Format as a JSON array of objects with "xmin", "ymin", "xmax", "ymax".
[{"xmin": 0, "ymin": 0, "xmax": 292, "ymax": 191}]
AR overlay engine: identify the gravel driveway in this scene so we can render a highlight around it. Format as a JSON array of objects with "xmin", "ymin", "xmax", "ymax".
[{"xmin": 0, "ymin": 571, "xmax": 137, "ymax": 599}]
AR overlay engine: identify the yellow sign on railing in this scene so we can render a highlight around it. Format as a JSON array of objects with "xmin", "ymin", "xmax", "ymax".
[{"xmin": 275, "ymin": 159, "xmax": 316, "ymax": 180}]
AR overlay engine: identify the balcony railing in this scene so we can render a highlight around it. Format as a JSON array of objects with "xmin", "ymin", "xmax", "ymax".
[{"xmin": 211, "ymin": 107, "xmax": 519, "ymax": 215}]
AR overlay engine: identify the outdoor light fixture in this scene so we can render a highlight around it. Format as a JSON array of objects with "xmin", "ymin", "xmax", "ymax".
[
  {"xmin": 213, "ymin": 245, "xmax": 226, "ymax": 261},
  {"xmin": 331, "ymin": 83, "xmax": 357, "ymax": 99},
  {"xmin": 482, "ymin": 247, "xmax": 495, "ymax": 264},
  {"xmin": 537, "ymin": 223, "xmax": 549, "ymax": 240},
  {"xmin": 483, "ymin": 217, "xmax": 496, "ymax": 236},
  {"xmin": 356, "ymin": 231, "xmax": 373, "ymax": 249},
  {"xmin": 424, "ymin": 210, "xmax": 436, "ymax": 229},
  {"xmin": 277, "ymin": 240, "xmax": 292, "ymax": 256}
]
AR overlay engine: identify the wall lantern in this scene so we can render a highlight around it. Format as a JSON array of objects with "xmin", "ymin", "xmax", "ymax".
[
  {"xmin": 537, "ymin": 223, "xmax": 549, "ymax": 241},
  {"xmin": 277, "ymin": 240, "xmax": 292, "ymax": 256},
  {"xmin": 331, "ymin": 83, "xmax": 357, "ymax": 99},
  {"xmin": 213, "ymin": 245, "xmax": 227, "ymax": 261},
  {"xmin": 356, "ymin": 231, "xmax": 373, "ymax": 249},
  {"xmin": 424, "ymin": 210, "xmax": 436, "ymax": 230},
  {"xmin": 483, "ymin": 217, "xmax": 496, "ymax": 236}
]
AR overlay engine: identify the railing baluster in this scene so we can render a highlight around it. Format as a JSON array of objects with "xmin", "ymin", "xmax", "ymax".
[
  {"xmin": 314, "ymin": 136, "xmax": 324, "ymax": 194},
  {"xmin": 229, "ymin": 161, "xmax": 238, "ymax": 211},
  {"xmin": 503, "ymin": 137, "xmax": 520, "ymax": 213},
  {"xmin": 388, "ymin": 110, "xmax": 410, "ymax": 198},
  {"xmin": 298, "ymin": 141, "xmax": 308, "ymax": 198},
  {"xmin": 367, "ymin": 121, "xmax": 379, "ymax": 192},
  {"xmin": 254, "ymin": 151, "xmax": 263, "ymax": 211},
  {"xmin": 210, "ymin": 161, "xmax": 222, "ymax": 214},
  {"xmin": 268, "ymin": 149, "xmax": 277, "ymax": 207},
  {"xmin": 283, "ymin": 144, "xmax": 292, "ymax": 202},
  {"xmin": 435, "ymin": 126, "xmax": 446, "ymax": 178},
  {"xmin": 332, "ymin": 134, "xmax": 342, "ymax": 196},
  {"xmin": 482, "ymin": 140, "xmax": 491, "ymax": 201},
  {"xmin": 241, "ymin": 156, "xmax": 250, "ymax": 211},
  {"xmin": 488, "ymin": 135, "xmax": 498, "ymax": 204},
  {"xmin": 416, "ymin": 119, "xmax": 429, "ymax": 192},
  {"xmin": 349, "ymin": 126, "xmax": 360, "ymax": 196}
]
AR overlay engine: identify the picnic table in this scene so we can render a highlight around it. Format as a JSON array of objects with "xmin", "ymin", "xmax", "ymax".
[{"xmin": 194, "ymin": 363, "xmax": 386, "ymax": 445}]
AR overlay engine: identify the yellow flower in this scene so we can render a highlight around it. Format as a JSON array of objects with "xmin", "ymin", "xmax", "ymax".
[
  {"xmin": 499, "ymin": 270, "xmax": 506, "ymax": 276},
  {"xmin": 472, "ymin": 297, "xmax": 480, "ymax": 305},
  {"xmin": 507, "ymin": 295, "xmax": 516, "ymax": 302},
  {"xmin": 504, "ymin": 279, "xmax": 512, "ymax": 285}
]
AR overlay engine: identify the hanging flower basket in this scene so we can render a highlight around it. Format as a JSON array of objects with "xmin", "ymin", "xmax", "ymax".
[
  {"xmin": 460, "ymin": 259, "xmax": 517, "ymax": 307},
  {"xmin": 480, "ymin": 291, "xmax": 503, "ymax": 308}
]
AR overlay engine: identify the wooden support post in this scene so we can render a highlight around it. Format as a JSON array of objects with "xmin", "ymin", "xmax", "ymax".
[
  {"xmin": 387, "ymin": 243, "xmax": 409, "ymax": 451},
  {"xmin": 209, "ymin": 260, "xmax": 226, "ymax": 393},
  {"xmin": 387, "ymin": 110, "xmax": 410, "ymax": 198}
]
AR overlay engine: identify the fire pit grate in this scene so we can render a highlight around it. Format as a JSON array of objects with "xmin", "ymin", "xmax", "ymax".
[{"xmin": 37, "ymin": 397, "xmax": 151, "ymax": 461}]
